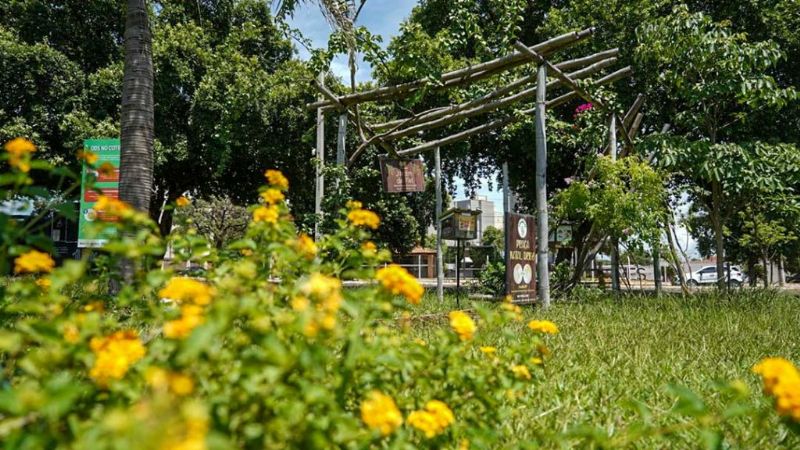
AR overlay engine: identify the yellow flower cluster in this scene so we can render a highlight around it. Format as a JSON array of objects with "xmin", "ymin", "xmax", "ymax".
[
  {"xmin": 145, "ymin": 367, "xmax": 195, "ymax": 396},
  {"xmin": 753, "ymin": 357, "xmax": 800, "ymax": 421},
  {"xmin": 159, "ymin": 278, "xmax": 214, "ymax": 339},
  {"xmin": 4, "ymin": 137, "xmax": 36, "ymax": 172},
  {"xmin": 480, "ymin": 346, "xmax": 497, "ymax": 356},
  {"xmin": 346, "ymin": 200, "xmax": 362, "ymax": 210},
  {"xmin": 164, "ymin": 305, "xmax": 205, "ymax": 339},
  {"xmin": 375, "ymin": 264, "xmax": 424, "ymax": 305},
  {"xmin": 347, "ymin": 208, "xmax": 380, "ymax": 229},
  {"xmin": 94, "ymin": 195, "xmax": 133, "ymax": 219},
  {"xmin": 159, "ymin": 277, "xmax": 215, "ymax": 305},
  {"xmin": 260, "ymin": 188, "xmax": 285, "ymax": 205},
  {"xmin": 162, "ymin": 401, "xmax": 209, "ymax": 450},
  {"xmin": 264, "ymin": 169, "xmax": 289, "ymax": 190},
  {"xmin": 14, "ymin": 250, "xmax": 55, "ymax": 274},
  {"xmin": 300, "ymin": 273, "xmax": 343, "ymax": 336},
  {"xmin": 175, "ymin": 196, "xmax": 190, "ymax": 207},
  {"xmin": 511, "ymin": 364, "xmax": 532, "ymax": 380},
  {"xmin": 76, "ymin": 149, "xmax": 99, "ymax": 165},
  {"xmin": 89, "ymin": 330, "xmax": 146, "ymax": 385},
  {"xmin": 253, "ymin": 205, "xmax": 279, "ymax": 224},
  {"xmin": 295, "ymin": 233, "xmax": 317, "ymax": 259},
  {"xmin": 501, "ymin": 300, "xmax": 523, "ymax": 322},
  {"xmin": 528, "ymin": 320, "xmax": 559, "ymax": 334},
  {"xmin": 360, "ymin": 391, "xmax": 403, "ymax": 436},
  {"xmin": 407, "ymin": 400, "xmax": 455, "ymax": 438},
  {"xmin": 449, "ymin": 311, "xmax": 476, "ymax": 341},
  {"xmin": 98, "ymin": 162, "xmax": 115, "ymax": 178}
]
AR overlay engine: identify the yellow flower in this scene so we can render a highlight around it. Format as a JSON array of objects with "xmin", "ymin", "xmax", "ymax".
[
  {"xmin": 176, "ymin": 196, "xmax": 190, "ymax": 207},
  {"xmin": 35, "ymin": 277, "xmax": 51, "ymax": 290},
  {"xmin": 360, "ymin": 391, "xmax": 403, "ymax": 436},
  {"xmin": 302, "ymin": 273, "xmax": 342, "ymax": 302},
  {"xmin": 4, "ymin": 137, "xmax": 36, "ymax": 172},
  {"xmin": 164, "ymin": 305, "xmax": 205, "ymax": 339},
  {"xmin": 459, "ymin": 439, "xmax": 470, "ymax": 450},
  {"xmin": 162, "ymin": 401, "xmax": 208, "ymax": 450},
  {"xmin": 63, "ymin": 324, "xmax": 80, "ymax": 343},
  {"xmin": 260, "ymin": 188, "xmax": 285, "ymax": 205},
  {"xmin": 77, "ymin": 149, "xmax": 99, "ymax": 165},
  {"xmin": 511, "ymin": 364, "xmax": 532, "ymax": 380},
  {"xmin": 252, "ymin": 205, "xmax": 279, "ymax": 224},
  {"xmin": 346, "ymin": 200, "xmax": 363, "ymax": 210},
  {"xmin": 147, "ymin": 368, "xmax": 195, "ymax": 396},
  {"xmin": 94, "ymin": 195, "xmax": 133, "ymax": 219},
  {"xmin": 159, "ymin": 277, "xmax": 214, "ymax": 305},
  {"xmin": 528, "ymin": 319, "xmax": 559, "ymax": 335},
  {"xmin": 376, "ymin": 264, "xmax": 424, "ymax": 305},
  {"xmin": 753, "ymin": 357, "xmax": 800, "ymax": 421},
  {"xmin": 501, "ymin": 302, "xmax": 523, "ymax": 322},
  {"xmin": 480, "ymin": 346, "xmax": 497, "ymax": 355},
  {"xmin": 407, "ymin": 400, "xmax": 454, "ymax": 438},
  {"xmin": 291, "ymin": 296, "xmax": 310, "ymax": 312},
  {"xmin": 264, "ymin": 169, "xmax": 289, "ymax": 190},
  {"xmin": 449, "ymin": 311, "xmax": 476, "ymax": 341},
  {"xmin": 14, "ymin": 250, "xmax": 55, "ymax": 274},
  {"xmin": 529, "ymin": 357, "xmax": 543, "ymax": 365},
  {"xmin": 296, "ymin": 233, "xmax": 317, "ymax": 259},
  {"xmin": 89, "ymin": 330, "xmax": 146, "ymax": 386},
  {"xmin": 347, "ymin": 208, "xmax": 380, "ymax": 229}
]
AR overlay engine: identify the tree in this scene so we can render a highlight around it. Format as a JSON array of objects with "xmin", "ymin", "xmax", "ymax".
[
  {"xmin": 119, "ymin": 0, "xmax": 155, "ymax": 214},
  {"xmin": 637, "ymin": 5, "xmax": 797, "ymax": 288},
  {"xmin": 178, "ymin": 196, "xmax": 249, "ymax": 249}
]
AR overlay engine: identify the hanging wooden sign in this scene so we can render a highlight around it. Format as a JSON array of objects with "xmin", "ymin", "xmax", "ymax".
[
  {"xmin": 505, "ymin": 212, "xmax": 536, "ymax": 303},
  {"xmin": 379, "ymin": 157, "xmax": 426, "ymax": 193}
]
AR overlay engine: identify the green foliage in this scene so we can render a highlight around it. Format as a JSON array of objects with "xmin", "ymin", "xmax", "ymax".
[
  {"xmin": 478, "ymin": 260, "xmax": 506, "ymax": 296},
  {"xmin": 176, "ymin": 196, "xmax": 249, "ymax": 250}
]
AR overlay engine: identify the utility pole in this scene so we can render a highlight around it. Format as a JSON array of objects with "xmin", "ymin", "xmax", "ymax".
[{"xmin": 535, "ymin": 64, "xmax": 550, "ymax": 308}]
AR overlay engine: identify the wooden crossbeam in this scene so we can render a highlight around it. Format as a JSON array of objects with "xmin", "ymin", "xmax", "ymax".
[
  {"xmin": 394, "ymin": 66, "xmax": 633, "ymax": 157},
  {"xmin": 308, "ymin": 28, "xmax": 595, "ymax": 110},
  {"xmin": 369, "ymin": 49, "xmax": 620, "ymax": 131}
]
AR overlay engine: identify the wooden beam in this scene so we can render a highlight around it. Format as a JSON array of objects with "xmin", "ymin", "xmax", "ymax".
[
  {"xmin": 376, "ymin": 58, "xmax": 618, "ymax": 142},
  {"xmin": 370, "ymin": 54, "xmax": 619, "ymax": 133},
  {"xmin": 396, "ymin": 67, "xmax": 633, "ymax": 157},
  {"xmin": 308, "ymin": 28, "xmax": 595, "ymax": 110}
]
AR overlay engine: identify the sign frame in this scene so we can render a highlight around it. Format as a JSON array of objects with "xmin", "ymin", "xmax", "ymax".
[
  {"xmin": 505, "ymin": 212, "xmax": 536, "ymax": 303},
  {"xmin": 78, "ymin": 138, "xmax": 120, "ymax": 248},
  {"xmin": 379, "ymin": 156, "xmax": 426, "ymax": 193}
]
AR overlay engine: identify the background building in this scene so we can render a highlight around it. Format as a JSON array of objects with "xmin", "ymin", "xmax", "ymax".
[{"xmin": 454, "ymin": 196, "xmax": 502, "ymax": 242}]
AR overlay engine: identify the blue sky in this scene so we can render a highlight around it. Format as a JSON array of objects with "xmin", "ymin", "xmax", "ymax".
[{"xmin": 285, "ymin": 1, "xmax": 505, "ymax": 206}]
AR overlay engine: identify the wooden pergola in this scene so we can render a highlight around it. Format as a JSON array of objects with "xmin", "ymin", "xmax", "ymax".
[{"xmin": 308, "ymin": 27, "xmax": 647, "ymax": 306}]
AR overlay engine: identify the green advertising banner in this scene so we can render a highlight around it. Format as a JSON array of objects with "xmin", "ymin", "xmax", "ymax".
[{"xmin": 78, "ymin": 139, "xmax": 120, "ymax": 248}]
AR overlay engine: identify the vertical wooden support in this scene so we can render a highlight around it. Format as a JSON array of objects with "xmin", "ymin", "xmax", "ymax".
[
  {"xmin": 653, "ymin": 240, "xmax": 662, "ymax": 294},
  {"xmin": 336, "ymin": 113, "xmax": 347, "ymax": 165},
  {"xmin": 609, "ymin": 114, "xmax": 620, "ymax": 293},
  {"xmin": 535, "ymin": 65, "xmax": 550, "ymax": 308},
  {"xmin": 435, "ymin": 147, "xmax": 444, "ymax": 302},
  {"xmin": 502, "ymin": 162, "xmax": 511, "ymax": 213},
  {"xmin": 315, "ymin": 72, "xmax": 325, "ymax": 241}
]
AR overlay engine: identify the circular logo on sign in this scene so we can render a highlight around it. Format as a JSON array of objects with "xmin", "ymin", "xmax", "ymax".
[
  {"xmin": 84, "ymin": 208, "xmax": 97, "ymax": 223},
  {"xmin": 523, "ymin": 264, "xmax": 533, "ymax": 284},
  {"xmin": 517, "ymin": 218, "xmax": 528, "ymax": 239},
  {"xmin": 513, "ymin": 263, "xmax": 524, "ymax": 284}
]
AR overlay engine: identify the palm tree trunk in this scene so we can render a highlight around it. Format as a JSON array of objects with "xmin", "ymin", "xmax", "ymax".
[
  {"xmin": 120, "ymin": 0, "xmax": 154, "ymax": 214},
  {"xmin": 118, "ymin": 0, "xmax": 154, "ymax": 286}
]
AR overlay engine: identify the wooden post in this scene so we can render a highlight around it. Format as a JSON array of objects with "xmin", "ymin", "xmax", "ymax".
[
  {"xmin": 653, "ymin": 239, "xmax": 662, "ymax": 294},
  {"xmin": 435, "ymin": 146, "xmax": 444, "ymax": 302},
  {"xmin": 535, "ymin": 64, "xmax": 550, "ymax": 308},
  {"xmin": 502, "ymin": 162, "xmax": 511, "ymax": 213},
  {"xmin": 336, "ymin": 113, "xmax": 347, "ymax": 165},
  {"xmin": 609, "ymin": 114, "xmax": 621, "ymax": 293},
  {"xmin": 315, "ymin": 72, "xmax": 325, "ymax": 241}
]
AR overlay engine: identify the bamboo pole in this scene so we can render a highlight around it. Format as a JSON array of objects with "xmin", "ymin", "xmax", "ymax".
[
  {"xmin": 435, "ymin": 147, "xmax": 444, "ymax": 302},
  {"xmin": 336, "ymin": 113, "xmax": 347, "ymax": 165},
  {"xmin": 307, "ymin": 28, "xmax": 596, "ymax": 109},
  {"xmin": 315, "ymin": 72, "xmax": 325, "ymax": 241},
  {"xmin": 534, "ymin": 64, "xmax": 550, "ymax": 308},
  {"xmin": 375, "ymin": 58, "xmax": 619, "ymax": 142},
  {"xmin": 544, "ymin": 67, "xmax": 633, "ymax": 109},
  {"xmin": 396, "ymin": 67, "xmax": 633, "ymax": 157},
  {"xmin": 369, "ymin": 50, "xmax": 619, "ymax": 131},
  {"xmin": 609, "ymin": 114, "xmax": 620, "ymax": 293}
]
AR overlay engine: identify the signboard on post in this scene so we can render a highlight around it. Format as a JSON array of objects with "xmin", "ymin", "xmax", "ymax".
[
  {"xmin": 440, "ymin": 208, "xmax": 481, "ymax": 241},
  {"xmin": 505, "ymin": 212, "xmax": 536, "ymax": 303},
  {"xmin": 78, "ymin": 139, "xmax": 120, "ymax": 248},
  {"xmin": 379, "ymin": 157, "xmax": 425, "ymax": 193}
]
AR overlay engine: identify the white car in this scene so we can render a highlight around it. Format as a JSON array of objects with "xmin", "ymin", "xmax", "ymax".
[{"xmin": 685, "ymin": 265, "xmax": 745, "ymax": 287}]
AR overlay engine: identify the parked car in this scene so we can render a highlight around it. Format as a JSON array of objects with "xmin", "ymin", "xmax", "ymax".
[{"xmin": 681, "ymin": 265, "xmax": 745, "ymax": 287}]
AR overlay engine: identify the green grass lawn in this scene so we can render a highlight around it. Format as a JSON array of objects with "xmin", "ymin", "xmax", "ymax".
[{"xmin": 408, "ymin": 289, "xmax": 800, "ymax": 448}]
